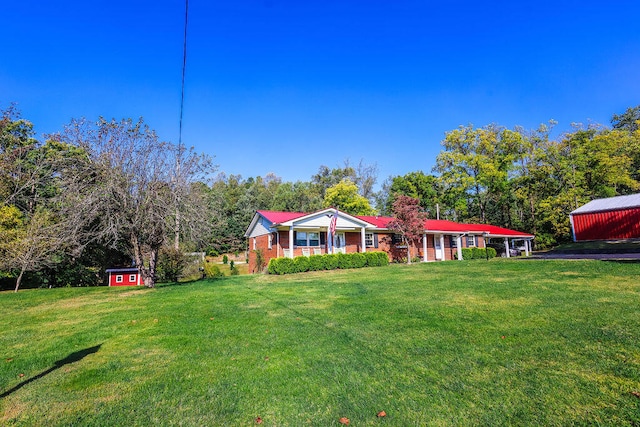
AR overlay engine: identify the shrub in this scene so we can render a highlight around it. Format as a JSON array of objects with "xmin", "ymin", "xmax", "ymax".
[
  {"xmin": 365, "ymin": 251, "xmax": 389, "ymax": 267},
  {"xmin": 267, "ymin": 258, "xmax": 278, "ymax": 274},
  {"xmin": 222, "ymin": 254, "xmax": 228, "ymax": 264},
  {"xmin": 293, "ymin": 256, "xmax": 310, "ymax": 273},
  {"xmin": 486, "ymin": 247, "xmax": 497, "ymax": 258},
  {"xmin": 308, "ymin": 255, "xmax": 324, "ymax": 271},
  {"xmin": 351, "ymin": 253, "xmax": 367, "ymax": 268},
  {"xmin": 268, "ymin": 257, "xmax": 295, "ymax": 275},
  {"xmin": 157, "ymin": 247, "xmax": 187, "ymax": 282},
  {"xmin": 253, "ymin": 249, "xmax": 266, "ymax": 273},
  {"xmin": 455, "ymin": 247, "xmax": 497, "ymax": 260},
  {"xmin": 267, "ymin": 251, "xmax": 389, "ymax": 275},
  {"xmin": 323, "ymin": 254, "xmax": 339, "ymax": 270},
  {"xmin": 203, "ymin": 262, "xmax": 224, "ymax": 279},
  {"xmin": 336, "ymin": 253, "xmax": 352, "ymax": 269},
  {"xmin": 228, "ymin": 260, "xmax": 240, "ymax": 275}
]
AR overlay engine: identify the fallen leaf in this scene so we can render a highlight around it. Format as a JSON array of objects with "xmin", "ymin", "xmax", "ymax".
[
  {"xmin": 6, "ymin": 358, "xmax": 13, "ymax": 362},
  {"xmin": 210, "ymin": 317, "xmax": 214, "ymax": 320},
  {"xmin": 377, "ymin": 410, "xmax": 387, "ymax": 417},
  {"xmin": 501, "ymin": 336, "xmax": 505, "ymax": 339},
  {"xmin": 255, "ymin": 416, "xmax": 263, "ymax": 424},
  {"xmin": 339, "ymin": 417, "xmax": 350, "ymax": 425},
  {"xmin": 19, "ymin": 373, "xmax": 24, "ymax": 378},
  {"xmin": 631, "ymin": 391, "xmax": 640, "ymax": 399},
  {"xmin": 264, "ymin": 356, "xmax": 270, "ymax": 361}
]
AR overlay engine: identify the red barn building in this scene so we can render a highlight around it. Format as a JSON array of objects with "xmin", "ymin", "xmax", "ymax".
[
  {"xmin": 570, "ymin": 194, "xmax": 640, "ymax": 241},
  {"xmin": 105, "ymin": 268, "xmax": 142, "ymax": 286}
]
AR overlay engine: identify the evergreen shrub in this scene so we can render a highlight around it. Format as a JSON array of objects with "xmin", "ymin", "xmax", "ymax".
[
  {"xmin": 293, "ymin": 256, "xmax": 310, "ymax": 273},
  {"xmin": 266, "ymin": 251, "xmax": 389, "ymax": 275},
  {"xmin": 308, "ymin": 255, "xmax": 324, "ymax": 271}
]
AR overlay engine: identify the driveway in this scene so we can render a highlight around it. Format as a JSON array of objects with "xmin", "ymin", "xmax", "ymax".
[{"xmin": 529, "ymin": 252, "xmax": 640, "ymax": 261}]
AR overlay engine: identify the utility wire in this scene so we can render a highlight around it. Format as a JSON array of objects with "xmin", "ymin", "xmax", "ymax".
[{"xmin": 178, "ymin": 0, "xmax": 189, "ymax": 147}]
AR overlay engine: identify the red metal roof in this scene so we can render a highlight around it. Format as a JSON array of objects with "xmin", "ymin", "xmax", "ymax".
[
  {"xmin": 257, "ymin": 210, "xmax": 307, "ymax": 224},
  {"xmin": 256, "ymin": 210, "xmax": 533, "ymax": 237},
  {"xmin": 464, "ymin": 223, "xmax": 534, "ymax": 237},
  {"xmin": 356, "ymin": 215, "xmax": 393, "ymax": 228}
]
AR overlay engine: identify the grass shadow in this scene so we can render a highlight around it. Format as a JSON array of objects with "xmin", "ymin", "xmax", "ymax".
[{"xmin": 1, "ymin": 344, "xmax": 102, "ymax": 399}]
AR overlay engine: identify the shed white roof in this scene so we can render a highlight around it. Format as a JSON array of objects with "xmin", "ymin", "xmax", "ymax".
[{"xmin": 571, "ymin": 193, "xmax": 640, "ymax": 214}]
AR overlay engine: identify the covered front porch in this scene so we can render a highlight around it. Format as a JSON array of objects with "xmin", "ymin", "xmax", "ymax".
[{"xmin": 272, "ymin": 209, "xmax": 374, "ymax": 259}]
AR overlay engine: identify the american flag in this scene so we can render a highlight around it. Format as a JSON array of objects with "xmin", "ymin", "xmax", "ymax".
[{"xmin": 329, "ymin": 210, "xmax": 337, "ymax": 235}]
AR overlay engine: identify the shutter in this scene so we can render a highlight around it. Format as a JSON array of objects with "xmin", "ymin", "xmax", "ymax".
[
  {"xmin": 374, "ymin": 234, "xmax": 379, "ymax": 248},
  {"xmin": 293, "ymin": 231, "xmax": 297, "ymax": 246},
  {"xmin": 320, "ymin": 232, "xmax": 326, "ymax": 245}
]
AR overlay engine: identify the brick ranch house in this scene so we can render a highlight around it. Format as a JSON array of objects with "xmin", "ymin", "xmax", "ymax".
[{"xmin": 245, "ymin": 209, "xmax": 534, "ymax": 273}]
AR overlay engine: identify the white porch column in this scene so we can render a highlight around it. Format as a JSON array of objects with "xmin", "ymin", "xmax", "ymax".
[
  {"xmin": 524, "ymin": 239, "xmax": 530, "ymax": 256},
  {"xmin": 456, "ymin": 235, "xmax": 463, "ymax": 261},
  {"xmin": 289, "ymin": 226, "xmax": 295, "ymax": 258},
  {"xmin": 440, "ymin": 235, "xmax": 445, "ymax": 261},
  {"xmin": 361, "ymin": 227, "xmax": 366, "ymax": 253},
  {"xmin": 422, "ymin": 233, "xmax": 428, "ymax": 262},
  {"xmin": 504, "ymin": 237, "xmax": 510, "ymax": 258}
]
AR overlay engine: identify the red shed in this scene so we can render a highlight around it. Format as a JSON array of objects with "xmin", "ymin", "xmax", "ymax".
[
  {"xmin": 570, "ymin": 194, "xmax": 640, "ymax": 241},
  {"xmin": 105, "ymin": 268, "xmax": 142, "ymax": 286}
]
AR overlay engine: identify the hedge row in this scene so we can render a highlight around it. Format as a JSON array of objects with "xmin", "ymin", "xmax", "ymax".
[
  {"xmin": 267, "ymin": 251, "xmax": 389, "ymax": 275},
  {"xmin": 454, "ymin": 247, "xmax": 497, "ymax": 260}
]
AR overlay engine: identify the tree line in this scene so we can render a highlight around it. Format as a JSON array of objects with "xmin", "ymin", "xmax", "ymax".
[
  {"xmin": 2, "ymin": 104, "xmax": 639, "ymax": 290},
  {"xmin": 207, "ymin": 105, "xmax": 640, "ymax": 252}
]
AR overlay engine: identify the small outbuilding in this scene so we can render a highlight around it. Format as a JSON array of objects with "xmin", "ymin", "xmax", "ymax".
[
  {"xmin": 105, "ymin": 268, "xmax": 142, "ymax": 286},
  {"xmin": 570, "ymin": 193, "xmax": 640, "ymax": 241}
]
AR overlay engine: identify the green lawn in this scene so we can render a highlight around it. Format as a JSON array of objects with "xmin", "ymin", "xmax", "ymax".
[{"xmin": 1, "ymin": 259, "xmax": 639, "ymax": 426}]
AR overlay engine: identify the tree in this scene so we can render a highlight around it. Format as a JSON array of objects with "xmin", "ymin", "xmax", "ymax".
[
  {"xmin": 611, "ymin": 105, "xmax": 640, "ymax": 133},
  {"xmin": 169, "ymin": 142, "xmax": 216, "ymax": 250},
  {"xmin": 57, "ymin": 117, "xmax": 212, "ymax": 288},
  {"xmin": 386, "ymin": 171, "xmax": 441, "ymax": 217},
  {"xmin": 386, "ymin": 195, "xmax": 427, "ymax": 264},
  {"xmin": 323, "ymin": 179, "xmax": 376, "ymax": 215},
  {"xmin": 0, "ymin": 207, "xmax": 67, "ymax": 291},
  {"xmin": 0, "ymin": 107, "xmax": 82, "ymax": 291},
  {"xmin": 434, "ymin": 124, "xmax": 522, "ymax": 225},
  {"xmin": 271, "ymin": 181, "xmax": 322, "ymax": 212},
  {"xmin": 312, "ymin": 159, "xmax": 378, "ymax": 201}
]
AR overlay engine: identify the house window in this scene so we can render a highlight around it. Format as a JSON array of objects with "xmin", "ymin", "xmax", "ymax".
[
  {"xmin": 466, "ymin": 235, "xmax": 476, "ymax": 247},
  {"xmin": 308, "ymin": 232, "xmax": 320, "ymax": 246},
  {"xmin": 295, "ymin": 231, "xmax": 320, "ymax": 247},
  {"xmin": 116, "ymin": 275, "xmax": 123, "ymax": 283},
  {"xmin": 392, "ymin": 234, "xmax": 403, "ymax": 245},
  {"xmin": 450, "ymin": 236, "xmax": 458, "ymax": 248},
  {"xmin": 365, "ymin": 233, "xmax": 374, "ymax": 247},
  {"xmin": 295, "ymin": 232, "xmax": 307, "ymax": 246},
  {"xmin": 129, "ymin": 274, "xmax": 136, "ymax": 282}
]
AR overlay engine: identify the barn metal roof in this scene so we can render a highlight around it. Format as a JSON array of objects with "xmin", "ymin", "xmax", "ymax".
[{"xmin": 571, "ymin": 193, "xmax": 640, "ymax": 214}]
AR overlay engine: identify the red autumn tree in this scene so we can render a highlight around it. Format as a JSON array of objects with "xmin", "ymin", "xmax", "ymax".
[{"xmin": 387, "ymin": 195, "xmax": 427, "ymax": 264}]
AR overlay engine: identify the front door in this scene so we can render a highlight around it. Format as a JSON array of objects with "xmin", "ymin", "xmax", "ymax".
[
  {"xmin": 334, "ymin": 233, "xmax": 346, "ymax": 254},
  {"xmin": 435, "ymin": 234, "xmax": 443, "ymax": 260}
]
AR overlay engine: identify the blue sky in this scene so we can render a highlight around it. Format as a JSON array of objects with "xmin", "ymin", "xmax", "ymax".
[{"xmin": 3, "ymin": 1, "xmax": 640, "ymax": 185}]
